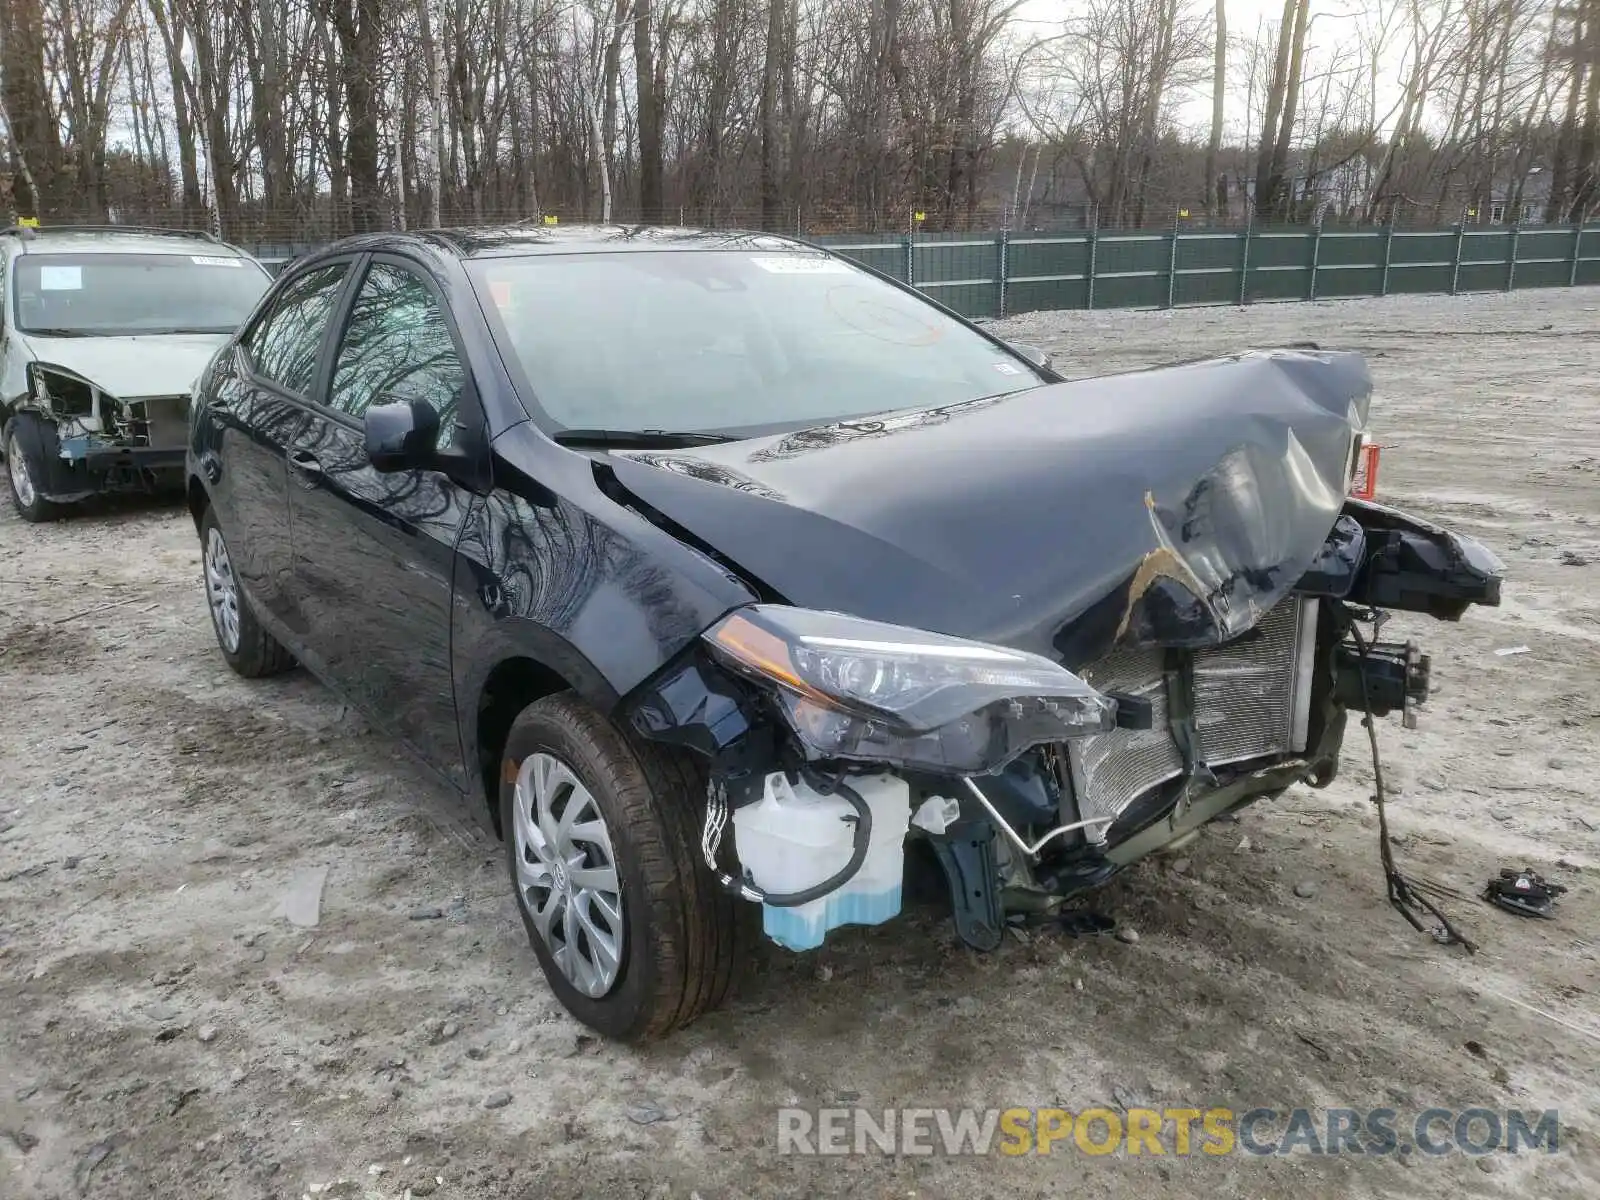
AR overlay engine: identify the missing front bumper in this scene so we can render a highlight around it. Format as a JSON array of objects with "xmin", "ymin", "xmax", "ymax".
[{"xmin": 1066, "ymin": 596, "xmax": 1320, "ymax": 840}]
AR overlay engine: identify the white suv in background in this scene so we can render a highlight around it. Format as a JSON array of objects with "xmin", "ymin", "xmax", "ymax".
[{"xmin": 0, "ymin": 225, "xmax": 272, "ymax": 521}]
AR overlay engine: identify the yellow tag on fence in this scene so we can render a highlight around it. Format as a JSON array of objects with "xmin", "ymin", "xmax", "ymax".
[{"xmin": 542, "ymin": 214, "xmax": 559, "ymax": 226}]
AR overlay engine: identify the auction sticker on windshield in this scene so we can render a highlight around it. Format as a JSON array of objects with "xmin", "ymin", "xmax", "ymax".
[
  {"xmin": 40, "ymin": 266, "xmax": 82, "ymax": 290},
  {"xmin": 749, "ymin": 256, "xmax": 853, "ymax": 273},
  {"xmin": 191, "ymin": 256, "xmax": 244, "ymax": 267}
]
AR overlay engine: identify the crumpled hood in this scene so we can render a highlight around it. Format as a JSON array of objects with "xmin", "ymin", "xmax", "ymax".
[
  {"xmin": 16, "ymin": 332, "xmax": 228, "ymax": 398},
  {"xmin": 604, "ymin": 349, "xmax": 1372, "ymax": 667}
]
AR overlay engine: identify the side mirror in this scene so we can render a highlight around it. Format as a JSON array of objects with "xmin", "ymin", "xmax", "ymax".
[
  {"xmin": 364, "ymin": 397, "xmax": 440, "ymax": 472},
  {"xmin": 1006, "ymin": 342, "xmax": 1054, "ymax": 372}
]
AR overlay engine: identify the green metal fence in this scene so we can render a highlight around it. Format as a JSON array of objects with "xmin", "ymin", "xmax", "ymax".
[{"xmin": 812, "ymin": 223, "xmax": 1600, "ymax": 320}]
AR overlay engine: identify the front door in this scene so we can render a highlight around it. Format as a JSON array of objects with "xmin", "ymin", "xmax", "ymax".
[{"xmin": 285, "ymin": 257, "xmax": 478, "ymax": 787}]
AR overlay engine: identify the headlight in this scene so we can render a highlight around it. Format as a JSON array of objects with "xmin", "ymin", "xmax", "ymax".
[{"xmin": 703, "ymin": 605, "xmax": 1117, "ymax": 774}]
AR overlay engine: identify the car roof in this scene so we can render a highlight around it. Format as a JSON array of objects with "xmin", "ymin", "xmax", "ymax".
[
  {"xmin": 2, "ymin": 226, "xmax": 255, "ymax": 258},
  {"xmin": 307, "ymin": 224, "xmax": 821, "ymax": 261}
]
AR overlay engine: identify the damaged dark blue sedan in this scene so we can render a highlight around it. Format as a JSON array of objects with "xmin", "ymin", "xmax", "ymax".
[{"xmin": 185, "ymin": 227, "xmax": 1503, "ymax": 1040}]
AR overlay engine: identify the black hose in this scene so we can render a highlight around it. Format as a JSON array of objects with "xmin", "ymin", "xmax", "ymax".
[{"xmin": 752, "ymin": 777, "xmax": 874, "ymax": 909}]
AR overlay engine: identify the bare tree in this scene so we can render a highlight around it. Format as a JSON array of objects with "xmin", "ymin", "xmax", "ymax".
[{"xmin": 1205, "ymin": 0, "xmax": 1225, "ymax": 218}]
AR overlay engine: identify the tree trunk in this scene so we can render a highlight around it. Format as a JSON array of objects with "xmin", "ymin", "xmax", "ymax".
[
  {"xmin": 329, "ymin": 0, "xmax": 384, "ymax": 233},
  {"xmin": 1205, "ymin": 0, "xmax": 1226, "ymax": 220},
  {"xmin": 759, "ymin": 0, "xmax": 784, "ymax": 230},
  {"xmin": 1570, "ymin": 48, "xmax": 1600, "ymax": 221},
  {"xmin": 0, "ymin": 0, "xmax": 64, "ymax": 216},
  {"xmin": 418, "ymin": 0, "xmax": 445, "ymax": 226},
  {"xmin": 145, "ymin": 0, "xmax": 202, "ymax": 219},
  {"xmin": 1265, "ymin": 0, "xmax": 1310, "ymax": 220},
  {"xmin": 1253, "ymin": 0, "xmax": 1299, "ymax": 221},
  {"xmin": 601, "ymin": 0, "xmax": 628, "ymax": 199},
  {"xmin": 1545, "ymin": 34, "xmax": 1583, "ymax": 223},
  {"xmin": 634, "ymin": 0, "xmax": 662, "ymax": 222}
]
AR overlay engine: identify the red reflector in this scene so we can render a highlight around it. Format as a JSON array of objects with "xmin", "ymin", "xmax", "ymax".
[{"xmin": 1350, "ymin": 442, "xmax": 1380, "ymax": 500}]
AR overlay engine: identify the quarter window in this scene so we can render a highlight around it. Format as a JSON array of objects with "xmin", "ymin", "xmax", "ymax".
[
  {"xmin": 329, "ymin": 262, "xmax": 465, "ymax": 447},
  {"xmin": 244, "ymin": 263, "xmax": 348, "ymax": 395}
]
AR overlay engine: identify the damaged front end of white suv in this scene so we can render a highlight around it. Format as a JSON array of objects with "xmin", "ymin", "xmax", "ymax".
[
  {"xmin": 9, "ymin": 360, "xmax": 194, "ymax": 500},
  {"xmin": 0, "ymin": 226, "xmax": 272, "ymax": 521}
]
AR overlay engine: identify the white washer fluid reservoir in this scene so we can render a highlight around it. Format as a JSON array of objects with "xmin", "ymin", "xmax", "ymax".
[{"xmin": 731, "ymin": 772, "xmax": 912, "ymax": 951}]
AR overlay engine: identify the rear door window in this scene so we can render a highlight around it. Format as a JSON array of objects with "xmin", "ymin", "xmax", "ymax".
[{"xmin": 244, "ymin": 263, "xmax": 349, "ymax": 396}]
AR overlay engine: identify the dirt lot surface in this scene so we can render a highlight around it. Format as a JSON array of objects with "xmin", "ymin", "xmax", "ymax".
[{"xmin": 2, "ymin": 289, "xmax": 1598, "ymax": 1200}]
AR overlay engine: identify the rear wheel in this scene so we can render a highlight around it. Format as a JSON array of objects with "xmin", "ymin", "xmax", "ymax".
[
  {"xmin": 5, "ymin": 415, "xmax": 65, "ymax": 522},
  {"xmin": 199, "ymin": 507, "xmax": 296, "ymax": 678},
  {"xmin": 499, "ymin": 693, "xmax": 745, "ymax": 1041}
]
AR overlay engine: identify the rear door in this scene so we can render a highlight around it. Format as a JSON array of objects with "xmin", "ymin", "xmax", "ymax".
[
  {"xmin": 284, "ymin": 256, "xmax": 478, "ymax": 786},
  {"xmin": 205, "ymin": 260, "xmax": 353, "ymax": 631}
]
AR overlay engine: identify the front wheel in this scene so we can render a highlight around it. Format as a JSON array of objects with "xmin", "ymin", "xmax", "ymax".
[
  {"xmin": 199, "ymin": 507, "xmax": 296, "ymax": 678},
  {"xmin": 5, "ymin": 415, "xmax": 65, "ymax": 522},
  {"xmin": 499, "ymin": 693, "xmax": 746, "ymax": 1041}
]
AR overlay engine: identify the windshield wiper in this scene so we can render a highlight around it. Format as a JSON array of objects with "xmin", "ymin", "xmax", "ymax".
[
  {"xmin": 20, "ymin": 327, "xmax": 89, "ymax": 337},
  {"xmin": 552, "ymin": 428, "xmax": 734, "ymax": 449}
]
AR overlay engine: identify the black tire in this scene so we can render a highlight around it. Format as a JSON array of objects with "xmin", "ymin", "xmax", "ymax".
[
  {"xmin": 4, "ymin": 414, "xmax": 66, "ymax": 522},
  {"xmin": 198, "ymin": 506, "xmax": 296, "ymax": 678},
  {"xmin": 499, "ymin": 693, "xmax": 746, "ymax": 1041}
]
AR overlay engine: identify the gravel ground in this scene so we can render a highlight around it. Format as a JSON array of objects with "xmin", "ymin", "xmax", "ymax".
[{"xmin": 2, "ymin": 289, "xmax": 1598, "ymax": 1200}]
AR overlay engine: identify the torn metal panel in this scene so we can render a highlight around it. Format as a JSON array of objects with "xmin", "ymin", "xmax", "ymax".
[{"xmin": 601, "ymin": 349, "xmax": 1377, "ymax": 668}]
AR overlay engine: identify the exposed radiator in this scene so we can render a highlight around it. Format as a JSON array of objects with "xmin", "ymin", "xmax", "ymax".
[
  {"xmin": 1067, "ymin": 597, "xmax": 1318, "ymax": 831},
  {"xmin": 1068, "ymin": 645, "xmax": 1184, "ymax": 829},
  {"xmin": 124, "ymin": 396, "xmax": 189, "ymax": 450},
  {"xmin": 1193, "ymin": 598, "xmax": 1318, "ymax": 765}
]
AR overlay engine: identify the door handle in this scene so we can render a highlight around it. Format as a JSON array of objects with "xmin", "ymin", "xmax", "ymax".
[{"xmin": 288, "ymin": 449, "xmax": 324, "ymax": 488}]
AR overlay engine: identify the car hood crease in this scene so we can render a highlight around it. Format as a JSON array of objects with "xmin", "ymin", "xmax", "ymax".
[{"xmin": 602, "ymin": 349, "xmax": 1373, "ymax": 668}]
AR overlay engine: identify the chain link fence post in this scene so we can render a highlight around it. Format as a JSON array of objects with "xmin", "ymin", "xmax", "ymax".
[
  {"xmin": 1571, "ymin": 223, "xmax": 1585, "ymax": 287},
  {"xmin": 1507, "ymin": 222, "xmax": 1520, "ymax": 291},
  {"xmin": 1450, "ymin": 223, "xmax": 1465, "ymax": 294}
]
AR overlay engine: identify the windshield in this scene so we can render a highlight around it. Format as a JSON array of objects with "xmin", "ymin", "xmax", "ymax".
[
  {"xmin": 13, "ymin": 252, "xmax": 272, "ymax": 336},
  {"xmin": 468, "ymin": 250, "xmax": 1046, "ymax": 437}
]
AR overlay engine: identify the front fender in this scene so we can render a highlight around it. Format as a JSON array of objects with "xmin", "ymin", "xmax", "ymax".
[{"xmin": 4, "ymin": 409, "xmax": 96, "ymax": 502}]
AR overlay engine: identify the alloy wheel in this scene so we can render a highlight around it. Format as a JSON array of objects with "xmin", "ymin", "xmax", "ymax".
[
  {"xmin": 511, "ymin": 752, "xmax": 626, "ymax": 998},
  {"xmin": 204, "ymin": 527, "xmax": 242, "ymax": 654}
]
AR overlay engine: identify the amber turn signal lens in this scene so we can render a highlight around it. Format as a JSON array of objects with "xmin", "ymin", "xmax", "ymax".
[{"xmin": 1350, "ymin": 441, "xmax": 1380, "ymax": 500}]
